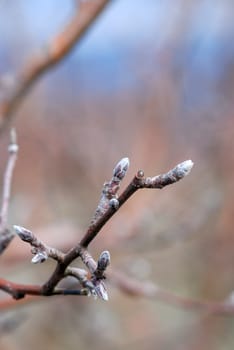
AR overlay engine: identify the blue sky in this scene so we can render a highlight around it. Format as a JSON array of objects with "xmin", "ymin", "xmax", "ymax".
[{"xmin": 1, "ymin": 0, "xmax": 234, "ymax": 101}]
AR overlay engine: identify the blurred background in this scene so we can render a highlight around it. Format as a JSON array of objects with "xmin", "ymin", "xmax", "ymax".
[{"xmin": 1, "ymin": 0, "xmax": 234, "ymax": 349}]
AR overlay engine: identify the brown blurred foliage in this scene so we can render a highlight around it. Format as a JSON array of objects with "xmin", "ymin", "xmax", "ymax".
[{"xmin": 1, "ymin": 1, "xmax": 234, "ymax": 349}]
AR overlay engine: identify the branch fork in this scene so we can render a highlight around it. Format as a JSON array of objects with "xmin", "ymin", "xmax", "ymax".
[
  {"xmin": 4, "ymin": 156, "xmax": 193, "ymax": 303},
  {"xmin": 9, "ymin": 135, "xmax": 233, "ymax": 315}
]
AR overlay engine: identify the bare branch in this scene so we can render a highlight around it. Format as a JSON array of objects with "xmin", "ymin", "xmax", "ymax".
[
  {"xmin": 79, "ymin": 247, "xmax": 97, "ymax": 273},
  {"xmin": 13, "ymin": 225, "xmax": 65, "ymax": 263},
  {"xmin": 4, "ymin": 151, "xmax": 234, "ymax": 314},
  {"xmin": 0, "ymin": 157, "xmax": 195, "ymax": 306},
  {"xmin": 65, "ymin": 266, "xmax": 88, "ymax": 284},
  {"xmin": 91, "ymin": 157, "xmax": 129, "ymax": 224},
  {"xmin": 42, "ymin": 160, "xmax": 194, "ymax": 295},
  {"xmin": 0, "ymin": 278, "xmax": 88, "ymax": 299},
  {"xmin": 0, "ymin": 246, "xmax": 108, "ymax": 300},
  {"xmin": 109, "ymin": 270, "xmax": 234, "ymax": 316},
  {"xmin": 79, "ymin": 160, "xmax": 194, "ymax": 247},
  {"xmin": 0, "ymin": 129, "xmax": 18, "ymax": 229},
  {"xmin": 3, "ymin": 267, "xmax": 234, "ymax": 315},
  {"xmin": 0, "ymin": 229, "xmax": 14, "ymax": 255},
  {"xmin": 0, "ymin": 0, "xmax": 112, "ymax": 131},
  {"xmin": 0, "ymin": 129, "xmax": 18, "ymax": 254},
  {"xmin": 143, "ymin": 160, "xmax": 194, "ymax": 189}
]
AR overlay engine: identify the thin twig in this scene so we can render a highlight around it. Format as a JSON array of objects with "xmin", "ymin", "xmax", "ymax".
[
  {"xmin": 0, "ymin": 129, "xmax": 18, "ymax": 229},
  {"xmin": 79, "ymin": 160, "xmax": 193, "ymax": 247},
  {"xmin": 14, "ymin": 225, "xmax": 65, "ymax": 263},
  {"xmin": 91, "ymin": 157, "xmax": 129, "ymax": 224},
  {"xmin": 0, "ymin": 0, "xmax": 111, "ymax": 131},
  {"xmin": 0, "ymin": 129, "xmax": 18, "ymax": 254},
  {"xmin": 0, "ymin": 278, "xmax": 88, "ymax": 299}
]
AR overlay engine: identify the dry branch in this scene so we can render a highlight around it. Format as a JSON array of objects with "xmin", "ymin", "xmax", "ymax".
[
  {"xmin": 79, "ymin": 160, "xmax": 193, "ymax": 247},
  {"xmin": 3, "ymin": 150, "xmax": 234, "ymax": 316},
  {"xmin": 13, "ymin": 225, "xmax": 64, "ymax": 263},
  {"xmin": 0, "ymin": 156, "xmax": 194, "ymax": 304}
]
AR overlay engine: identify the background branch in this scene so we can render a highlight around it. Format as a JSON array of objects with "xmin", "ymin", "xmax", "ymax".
[
  {"xmin": 0, "ymin": 0, "xmax": 111, "ymax": 131},
  {"xmin": 109, "ymin": 270, "xmax": 234, "ymax": 316},
  {"xmin": 2, "ymin": 269, "xmax": 234, "ymax": 316},
  {"xmin": 0, "ymin": 130, "xmax": 18, "ymax": 254}
]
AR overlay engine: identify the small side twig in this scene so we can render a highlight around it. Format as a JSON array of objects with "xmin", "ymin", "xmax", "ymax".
[
  {"xmin": 91, "ymin": 158, "xmax": 129, "ymax": 223},
  {"xmin": 0, "ymin": 129, "xmax": 18, "ymax": 229},
  {"xmin": 13, "ymin": 225, "xmax": 65, "ymax": 263}
]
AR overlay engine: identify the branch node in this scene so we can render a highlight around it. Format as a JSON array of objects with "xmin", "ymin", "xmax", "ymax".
[
  {"xmin": 136, "ymin": 169, "xmax": 144, "ymax": 179},
  {"xmin": 109, "ymin": 198, "xmax": 119, "ymax": 210},
  {"xmin": 8, "ymin": 128, "xmax": 19, "ymax": 154}
]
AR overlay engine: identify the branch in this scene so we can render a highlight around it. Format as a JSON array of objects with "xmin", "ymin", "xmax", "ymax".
[
  {"xmin": 13, "ymin": 225, "xmax": 110, "ymax": 300},
  {"xmin": 4, "ymin": 154, "xmax": 234, "ymax": 315},
  {"xmin": 91, "ymin": 157, "xmax": 129, "ymax": 224},
  {"xmin": 41, "ymin": 159, "xmax": 193, "ymax": 294},
  {"xmin": 109, "ymin": 270, "xmax": 234, "ymax": 316},
  {"xmin": 0, "ymin": 129, "xmax": 18, "ymax": 254},
  {"xmin": 79, "ymin": 160, "xmax": 194, "ymax": 247},
  {"xmin": 0, "ymin": 278, "xmax": 88, "ymax": 300},
  {"xmin": 0, "ymin": 157, "xmax": 193, "ymax": 305},
  {"xmin": 0, "ymin": 0, "xmax": 112, "ymax": 131},
  {"xmin": 2, "ymin": 270, "xmax": 234, "ymax": 316},
  {"xmin": 13, "ymin": 225, "xmax": 65, "ymax": 263}
]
